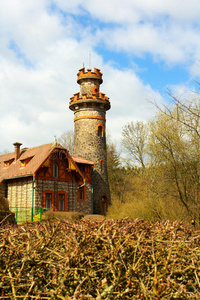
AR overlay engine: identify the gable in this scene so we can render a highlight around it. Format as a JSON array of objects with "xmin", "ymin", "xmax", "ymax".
[{"xmin": 0, "ymin": 142, "xmax": 92, "ymax": 184}]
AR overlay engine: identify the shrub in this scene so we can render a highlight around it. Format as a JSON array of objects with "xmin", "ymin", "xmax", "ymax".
[
  {"xmin": 44, "ymin": 211, "xmax": 84, "ymax": 221},
  {"xmin": 83, "ymin": 214, "xmax": 105, "ymax": 221},
  {"xmin": 0, "ymin": 219, "xmax": 199, "ymax": 299},
  {"xmin": 0, "ymin": 211, "xmax": 16, "ymax": 225},
  {"xmin": 0, "ymin": 196, "xmax": 9, "ymax": 211}
]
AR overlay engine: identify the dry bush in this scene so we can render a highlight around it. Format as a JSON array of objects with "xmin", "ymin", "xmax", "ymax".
[
  {"xmin": 44, "ymin": 211, "xmax": 84, "ymax": 221},
  {"xmin": 0, "ymin": 219, "xmax": 199, "ymax": 299},
  {"xmin": 83, "ymin": 214, "xmax": 106, "ymax": 221},
  {"xmin": 0, "ymin": 196, "xmax": 9, "ymax": 211}
]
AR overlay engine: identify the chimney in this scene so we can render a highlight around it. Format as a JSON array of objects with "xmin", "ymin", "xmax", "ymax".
[{"xmin": 13, "ymin": 142, "xmax": 22, "ymax": 161}]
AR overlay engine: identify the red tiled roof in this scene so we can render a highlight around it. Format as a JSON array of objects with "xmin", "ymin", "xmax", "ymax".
[
  {"xmin": 0, "ymin": 142, "xmax": 82, "ymax": 182},
  {"xmin": 72, "ymin": 156, "xmax": 94, "ymax": 165}
]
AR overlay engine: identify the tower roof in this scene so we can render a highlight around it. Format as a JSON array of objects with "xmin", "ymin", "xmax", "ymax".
[{"xmin": 77, "ymin": 67, "xmax": 103, "ymax": 84}]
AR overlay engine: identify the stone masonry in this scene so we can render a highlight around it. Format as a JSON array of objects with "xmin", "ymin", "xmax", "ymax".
[{"xmin": 69, "ymin": 67, "xmax": 111, "ymax": 214}]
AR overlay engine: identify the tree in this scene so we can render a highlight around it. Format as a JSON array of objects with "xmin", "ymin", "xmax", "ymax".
[
  {"xmin": 121, "ymin": 121, "xmax": 147, "ymax": 169},
  {"xmin": 147, "ymin": 107, "xmax": 200, "ymax": 223},
  {"xmin": 107, "ymin": 141, "xmax": 130, "ymax": 203},
  {"xmin": 57, "ymin": 130, "xmax": 74, "ymax": 155}
]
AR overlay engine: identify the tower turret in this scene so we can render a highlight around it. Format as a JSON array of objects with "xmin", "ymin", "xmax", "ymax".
[{"xmin": 69, "ymin": 67, "xmax": 110, "ymax": 214}]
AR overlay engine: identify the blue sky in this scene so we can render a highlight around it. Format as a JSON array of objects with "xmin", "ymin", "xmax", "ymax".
[{"xmin": 0, "ymin": 0, "xmax": 200, "ymax": 153}]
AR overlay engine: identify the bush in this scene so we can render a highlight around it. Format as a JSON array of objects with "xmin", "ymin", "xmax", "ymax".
[
  {"xmin": 83, "ymin": 214, "xmax": 106, "ymax": 221},
  {"xmin": 0, "ymin": 196, "xmax": 9, "ymax": 211},
  {"xmin": 0, "ymin": 211, "xmax": 16, "ymax": 225},
  {"xmin": 44, "ymin": 211, "xmax": 84, "ymax": 221},
  {"xmin": 0, "ymin": 219, "xmax": 199, "ymax": 299}
]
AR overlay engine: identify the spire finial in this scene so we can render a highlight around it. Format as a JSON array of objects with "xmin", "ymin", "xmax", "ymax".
[{"xmin": 89, "ymin": 51, "xmax": 91, "ymax": 69}]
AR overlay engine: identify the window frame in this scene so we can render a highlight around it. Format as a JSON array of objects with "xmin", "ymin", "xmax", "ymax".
[
  {"xmin": 58, "ymin": 193, "xmax": 65, "ymax": 211},
  {"xmin": 53, "ymin": 162, "xmax": 59, "ymax": 178},
  {"xmin": 45, "ymin": 192, "xmax": 53, "ymax": 210},
  {"xmin": 77, "ymin": 185, "xmax": 86, "ymax": 201}
]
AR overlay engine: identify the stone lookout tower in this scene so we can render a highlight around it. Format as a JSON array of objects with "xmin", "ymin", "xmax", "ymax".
[{"xmin": 69, "ymin": 67, "xmax": 110, "ymax": 214}]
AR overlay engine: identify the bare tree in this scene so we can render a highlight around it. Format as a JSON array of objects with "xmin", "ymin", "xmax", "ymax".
[
  {"xmin": 57, "ymin": 130, "xmax": 74, "ymax": 155},
  {"xmin": 121, "ymin": 121, "xmax": 147, "ymax": 169}
]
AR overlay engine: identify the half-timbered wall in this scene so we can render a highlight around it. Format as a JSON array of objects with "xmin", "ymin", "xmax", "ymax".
[{"xmin": 7, "ymin": 177, "xmax": 33, "ymax": 208}]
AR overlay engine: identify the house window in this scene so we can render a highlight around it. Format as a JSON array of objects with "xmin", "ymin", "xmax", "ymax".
[
  {"xmin": 99, "ymin": 159, "xmax": 104, "ymax": 171},
  {"xmin": 21, "ymin": 161, "xmax": 25, "ymax": 167},
  {"xmin": 77, "ymin": 186, "xmax": 85, "ymax": 201},
  {"xmin": 53, "ymin": 163, "xmax": 59, "ymax": 178},
  {"xmin": 79, "ymin": 189, "xmax": 84, "ymax": 200},
  {"xmin": 58, "ymin": 194, "xmax": 65, "ymax": 211},
  {"xmin": 20, "ymin": 157, "xmax": 33, "ymax": 167},
  {"xmin": 45, "ymin": 193, "xmax": 52, "ymax": 210}
]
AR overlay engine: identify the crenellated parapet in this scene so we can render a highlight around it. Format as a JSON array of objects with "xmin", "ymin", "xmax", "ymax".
[
  {"xmin": 77, "ymin": 67, "xmax": 103, "ymax": 84},
  {"xmin": 70, "ymin": 92, "xmax": 110, "ymax": 105}
]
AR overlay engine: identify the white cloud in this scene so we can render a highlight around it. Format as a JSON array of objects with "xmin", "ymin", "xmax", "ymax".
[
  {"xmin": 102, "ymin": 66, "xmax": 163, "ymax": 141},
  {"xmin": 53, "ymin": 0, "xmax": 200, "ymax": 25},
  {"xmin": 0, "ymin": 0, "xmax": 199, "ymax": 153}
]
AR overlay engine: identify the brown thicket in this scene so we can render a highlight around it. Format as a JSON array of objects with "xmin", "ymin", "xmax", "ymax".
[{"xmin": 0, "ymin": 219, "xmax": 200, "ymax": 299}]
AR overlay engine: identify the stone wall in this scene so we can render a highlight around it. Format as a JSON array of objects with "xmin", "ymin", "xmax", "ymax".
[
  {"xmin": 35, "ymin": 179, "xmax": 92, "ymax": 215},
  {"xmin": 75, "ymin": 183, "xmax": 92, "ymax": 215},
  {"xmin": 5, "ymin": 178, "xmax": 92, "ymax": 215},
  {"xmin": 71, "ymin": 68, "xmax": 111, "ymax": 214},
  {"xmin": 79, "ymin": 78, "xmax": 100, "ymax": 97},
  {"xmin": 73, "ymin": 105, "xmax": 110, "ymax": 214}
]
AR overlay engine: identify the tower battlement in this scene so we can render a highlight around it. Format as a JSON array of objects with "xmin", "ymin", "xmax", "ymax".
[
  {"xmin": 69, "ymin": 92, "xmax": 110, "ymax": 105},
  {"xmin": 77, "ymin": 67, "xmax": 103, "ymax": 84}
]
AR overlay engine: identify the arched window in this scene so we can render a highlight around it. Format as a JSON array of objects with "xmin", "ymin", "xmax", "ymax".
[
  {"xmin": 95, "ymin": 123, "xmax": 105, "ymax": 137},
  {"xmin": 98, "ymin": 125, "xmax": 103, "ymax": 137},
  {"xmin": 53, "ymin": 162, "xmax": 59, "ymax": 178}
]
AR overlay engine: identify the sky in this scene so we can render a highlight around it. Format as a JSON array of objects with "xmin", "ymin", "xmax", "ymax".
[{"xmin": 1, "ymin": 0, "xmax": 200, "ymax": 153}]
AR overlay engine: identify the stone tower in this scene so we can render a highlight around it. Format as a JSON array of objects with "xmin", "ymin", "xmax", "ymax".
[{"xmin": 69, "ymin": 67, "xmax": 110, "ymax": 214}]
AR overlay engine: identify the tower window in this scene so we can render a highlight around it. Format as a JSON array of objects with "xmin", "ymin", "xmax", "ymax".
[
  {"xmin": 53, "ymin": 162, "xmax": 59, "ymax": 178},
  {"xmin": 98, "ymin": 125, "xmax": 103, "ymax": 137},
  {"xmin": 95, "ymin": 123, "xmax": 105, "ymax": 137},
  {"xmin": 92, "ymin": 85, "xmax": 99, "ymax": 95}
]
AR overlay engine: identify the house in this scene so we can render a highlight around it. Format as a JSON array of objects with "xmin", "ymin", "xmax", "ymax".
[
  {"xmin": 0, "ymin": 142, "xmax": 94, "ymax": 215},
  {"xmin": 0, "ymin": 67, "xmax": 111, "ymax": 216}
]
